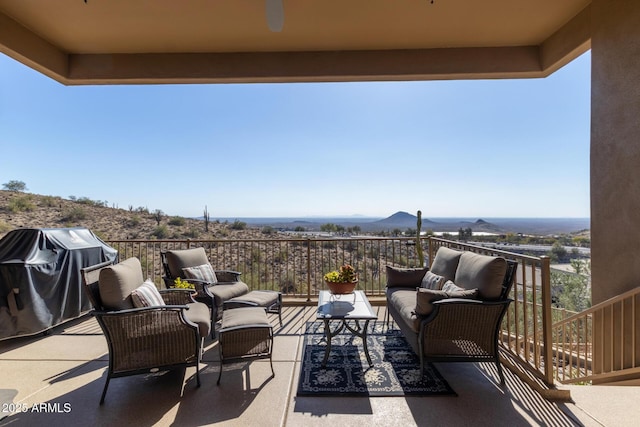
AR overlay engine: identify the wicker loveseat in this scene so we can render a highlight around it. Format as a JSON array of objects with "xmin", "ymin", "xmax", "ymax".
[{"xmin": 385, "ymin": 247, "xmax": 517, "ymax": 384}]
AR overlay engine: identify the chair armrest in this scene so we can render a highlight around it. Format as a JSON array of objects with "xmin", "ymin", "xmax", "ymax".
[
  {"xmin": 93, "ymin": 305, "xmax": 190, "ymax": 316},
  {"xmin": 176, "ymin": 278, "xmax": 214, "ymax": 298},
  {"xmin": 93, "ymin": 306, "xmax": 197, "ymax": 339},
  {"xmin": 215, "ymin": 270, "xmax": 242, "ymax": 282},
  {"xmin": 385, "ymin": 285, "xmax": 418, "ymax": 292},
  {"xmin": 420, "ymin": 298, "xmax": 512, "ymax": 335},
  {"xmin": 432, "ymin": 298, "xmax": 512, "ymax": 307}
]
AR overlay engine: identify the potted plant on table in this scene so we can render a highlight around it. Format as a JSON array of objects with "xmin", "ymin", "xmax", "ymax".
[
  {"xmin": 323, "ymin": 264, "xmax": 358, "ymax": 294},
  {"xmin": 174, "ymin": 277, "xmax": 198, "ymax": 298}
]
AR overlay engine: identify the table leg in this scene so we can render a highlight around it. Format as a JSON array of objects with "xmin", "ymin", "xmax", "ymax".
[
  {"xmin": 321, "ymin": 319, "xmax": 345, "ymax": 367},
  {"xmin": 362, "ymin": 320, "xmax": 372, "ymax": 367},
  {"xmin": 343, "ymin": 319, "xmax": 373, "ymax": 367}
]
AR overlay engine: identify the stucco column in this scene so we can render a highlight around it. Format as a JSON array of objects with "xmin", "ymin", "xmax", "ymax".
[
  {"xmin": 591, "ymin": 0, "xmax": 640, "ymax": 382},
  {"xmin": 591, "ymin": 0, "xmax": 640, "ymax": 304}
]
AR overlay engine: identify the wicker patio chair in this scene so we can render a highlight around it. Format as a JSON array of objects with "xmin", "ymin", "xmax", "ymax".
[
  {"xmin": 161, "ymin": 248, "xmax": 250, "ymax": 333},
  {"xmin": 81, "ymin": 257, "xmax": 211, "ymax": 404}
]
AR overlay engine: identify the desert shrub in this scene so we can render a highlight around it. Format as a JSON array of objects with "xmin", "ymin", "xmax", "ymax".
[
  {"xmin": 183, "ymin": 228, "xmax": 200, "ymax": 238},
  {"xmin": 230, "ymin": 220, "xmax": 247, "ymax": 230},
  {"xmin": 280, "ymin": 278, "xmax": 297, "ymax": 294},
  {"xmin": 169, "ymin": 216, "xmax": 186, "ymax": 226},
  {"xmin": 135, "ymin": 206, "xmax": 149, "ymax": 214},
  {"xmin": 128, "ymin": 215, "xmax": 141, "ymax": 227},
  {"xmin": 76, "ymin": 197, "xmax": 107, "ymax": 207},
  {"xmin": 8, "ymin": 195, "xmax": 35, "ymax": 212},
  {"xmin": 0, "ymin": 220, "xmax": 12, "ymax": 233},
  {"xmin": 39, "ymin": 195, "xmax": 59, "ymax": 207},
  {"xmin": 151, "ymin": 225, "xmax": 169, "ymax": 239},
  {"xmin": 61, "ymin": 206, "xmax": 87, "ymax": 222},
  {"xmin": 92, "ymin": 230, "xmax": 108, "ymax": 241},
  {"xmin": 261, "ymin": 226, "xmax": 275, "ymax": 234},
  {"xmin": 251, "ymin": 247, "xmax": 262, "ymax": 263},
  {"xmin": 274, "ymin": 248, "xmax": 288, "ymax": 263}
]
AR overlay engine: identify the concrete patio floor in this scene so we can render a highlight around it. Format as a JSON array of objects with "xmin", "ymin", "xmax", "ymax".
[{"xmin": 0, "ymin": 306, "xmax": 638, "ymax": 426}]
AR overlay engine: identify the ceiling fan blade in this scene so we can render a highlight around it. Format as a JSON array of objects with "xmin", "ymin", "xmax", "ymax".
[{"xmin": 265, "ymin": 0, "xmax": 284, "ymax": 32}]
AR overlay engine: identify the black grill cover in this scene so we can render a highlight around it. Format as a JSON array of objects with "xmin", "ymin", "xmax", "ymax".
[{"xmin": 0, "ymin": 228, "xmax": 118, "ymax": 340}]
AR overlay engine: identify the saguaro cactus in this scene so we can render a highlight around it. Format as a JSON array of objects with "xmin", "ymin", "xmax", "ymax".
[
  {"xmin": 204, "ymin": 205, "xmax": 210, "ymax": 232},
  {"xmin": 416, "ymin": 210, "xmax": 424, "ymax": 267}
]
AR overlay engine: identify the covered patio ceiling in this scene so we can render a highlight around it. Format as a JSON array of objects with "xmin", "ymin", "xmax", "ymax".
[{"xmin": 0, "ymin": 0, "xmax": 591, "ymax": 85}]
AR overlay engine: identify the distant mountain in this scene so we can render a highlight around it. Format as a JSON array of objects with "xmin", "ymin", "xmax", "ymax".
[
  {"xmin": 367, "ymin": 211, "xmax": 500, "ymax": 233},
  {"xmin": 373, "ymin": 211, "xmax": 422, "ymax": 227}
]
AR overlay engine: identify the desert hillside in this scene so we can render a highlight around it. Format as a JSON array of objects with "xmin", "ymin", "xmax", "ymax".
[{"xmin": 0, "ymin": 190, "xmax": 265, "ymax": 241}]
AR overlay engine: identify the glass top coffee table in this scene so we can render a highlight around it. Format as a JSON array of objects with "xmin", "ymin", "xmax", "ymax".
[{"xmin": 316, "ymin": 290, "xmax": 377, "ymax": 367}]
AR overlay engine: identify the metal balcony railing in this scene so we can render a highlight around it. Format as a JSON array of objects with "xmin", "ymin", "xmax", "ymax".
[
  {"xmin": 106, "ymin": 236, "xmax": 424, "ymax": 300},
  {"xmin": 105, "ymin": 235, "xmax": 593, "ymax": 387}
]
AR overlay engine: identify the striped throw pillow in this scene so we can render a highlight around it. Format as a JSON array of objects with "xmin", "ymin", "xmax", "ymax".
[
  {"xmin": 131, "ymin": 280, "xmax": 166, "ymax": 307},
  {"xmin": 182, "ymin": 264, "xmax": 218, "ymax": 284}
]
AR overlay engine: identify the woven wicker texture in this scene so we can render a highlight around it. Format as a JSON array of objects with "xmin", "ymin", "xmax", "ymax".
[{"xmin": 219, "ymin": 327, "xmax": 272, "ymax": 359}]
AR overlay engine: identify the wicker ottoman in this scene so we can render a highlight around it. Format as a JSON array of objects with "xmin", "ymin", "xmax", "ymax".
[
  {"xmin": 224, "ymin": 290, "xmax": 283, "ymax": 326},
  {"xmin": 217, "ymin": 307, "xmax": 274, "ymax": 385}
]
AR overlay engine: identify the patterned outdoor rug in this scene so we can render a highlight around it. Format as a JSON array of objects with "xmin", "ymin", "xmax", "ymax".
[{"xmin": 297, "ymin": 322, "xmax": 456, "ymax": 397}]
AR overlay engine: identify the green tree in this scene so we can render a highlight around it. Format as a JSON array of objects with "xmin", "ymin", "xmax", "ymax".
[
  {"xmin": 570, "ymin": 259, "xmax": 591, "ymax": 275},
  {"xmin": 320, "ymin": 223, "xmax": 337, "ymax": 232},
  {"xmin": 549, "ymin": 241, "xmax": 568, "ymax": 263},
  {"xmin": 3, "ymin": 180, "xmax": 28, "ymax": 192},
  {"xmin": 458, "ymin": 227, "xmax": 472, "ymax": 241},
  {"xmin": 551, "ymin": 270, "xmax": 591, "ymax": 312}
]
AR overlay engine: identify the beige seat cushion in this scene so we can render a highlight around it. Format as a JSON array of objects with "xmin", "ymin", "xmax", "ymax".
[
  {"xmin": 165, "ymin": 248, "xmax": 209, "ymax": 278},
  {"xmin": 454, "ymin": 252, "xmax": 507, "ymax": 300},
  {"xmin": 227, "ymin": 290, "xmax": 279, "ymax": 307},
  {"xmin": 209, "ymin": 282, "xmax": 250, "ymax": 305},
  {"xmin": 98, "ymin": 257, "xmax": 144, "ymax": 310},
  {"xmin": 220, "ymin": 307, "xmax": 270, "ymax": 330},
  {"xmin": 184, "ymin": 302, "xmax": 212, "ymax": 338},
  {"xmin": 430, "ymin": 247, "xmax": 462, "ymax": 282},
  {"xmin": 387, "ymin": 288, "xmax": 421, "ymax": 333}
]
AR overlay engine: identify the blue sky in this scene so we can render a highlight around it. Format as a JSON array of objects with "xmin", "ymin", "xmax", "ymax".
[{"xmin": 0, "ymin": 51, "xmax": 591, "ymax": 219}]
